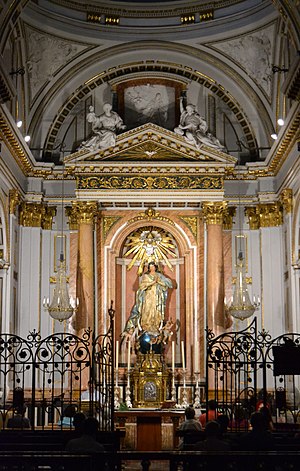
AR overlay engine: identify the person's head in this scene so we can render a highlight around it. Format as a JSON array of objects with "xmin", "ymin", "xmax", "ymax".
[
  {"xmin": 15, "ymin": 405, "xmax": 26, "ymax": 416},
  {"xmin": 259, "ymin": 406, "xmax": 273, "ymax": 428},
  {"xmin": 205, "ymin": 420, "xmax": 221, "ymax": 437},
  {"xmin": 208, "ymin": 399, "xmax": 217, "ymax": 411},
  {"xmin": 103, "ymin": 103, "xmax": 112, "ymax": 114},
  {"xmin": 83, "ymin": 417, "xmax": 99, "ymax": 436},
  {"xmin": 185, "ymin": 406, "xmax": 196, "ymax": 420},
  {"xmin": 186, "ymin": 104, "xmax": 195, "ymax": 115},
  {"xmin": 234, "ymin": 406, "xmax": 247, "ymax": 422},
  {"xmin": 148, "ymin": 261, "xmax": 158, "ymax": 273},
  {"xmin": 63, "ymin": 404, "xmax": 77, "ymax": 418},
  {"xmin": 250, "ymin": 411, "xmax": 267, "ymax": 431},
  {"xmin": 73, "ymin": 411, "xmax": 86, "ymax": 430}
]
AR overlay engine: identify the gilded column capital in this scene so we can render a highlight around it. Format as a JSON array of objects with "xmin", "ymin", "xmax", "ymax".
[
  {"xmin": 279, "ymin": 188, "xmax": 293, "ymax": 214},
  {"xmin": 19, "ymin": 202, "xmax": 57, "ymax": 228},
  {"xmin": 258, "ymin": 202, "xmax": 283, "ymax": 227},
  {"xmin": 9, "ymin": 189, "xmax": 21, "ymax": 215},
  {"xmin": 66, "ymin": 205, "xmax": 79, "ymax": 230},
  {"xmin": 202, "ymin": 201, "xmax": 228, "ymax": 225},
  {"xmin": 245, "ymin": 206, "xmax": 260, "ymax": 230},
  {"xmin": 19, "ymin": 202, "xmax": 45, "ymax": 227},
  {"xmin": 223, "ymin": 206, "xmax": 236, "ymax": 230},
  {"xmin": 42, "ymin": 206, "xmax": 57, "ymax": 230},
  {"xmin": 73, "ymin": 202, "xmax": 98, "ymax": 225}
]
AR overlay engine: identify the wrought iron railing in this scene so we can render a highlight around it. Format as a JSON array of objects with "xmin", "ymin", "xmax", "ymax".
[
  {"xmin": 0, "ymin": 305, "xmax": 115, "ymax": 431},
  {"xmin": 206, "ymin": 318, "xmax": 300, "ymax": 426}
]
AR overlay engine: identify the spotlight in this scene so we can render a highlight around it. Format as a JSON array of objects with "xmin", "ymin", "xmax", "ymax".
[
  {"xmin": 277, "ymin": 118, "xmax": 284, "ymax": 126},
  {"xmin": 24, "ymin": 135, "xmax": 31, "ymax": 142},
  {"xmin": 271, "ymin": 133, "xmax": 278, "ymax": 140},
  {"xmin": 16, "ymin": 120, "xmax": 22, "ymax": 128}
]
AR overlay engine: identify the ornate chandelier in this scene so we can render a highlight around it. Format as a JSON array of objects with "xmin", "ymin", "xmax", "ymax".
[
  {"xmin": 225, "ymin": 161, "xmax": 260, "ymax": 322},
  {"xmin": 43, "ymin": 167, "xmax": 78, "ymax": 322},
  {"xmin": 225, "ymin": 251, "xmax": 260, "ymax": 321},
  {"xmin": 43, "ymin": 254, "xmax": 78, "ymax": 322}
]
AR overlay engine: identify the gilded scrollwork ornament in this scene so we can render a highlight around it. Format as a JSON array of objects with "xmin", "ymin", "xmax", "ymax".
[
  {"xmin": 42, "ymin": 206, "xmax": 57, "ymax": 230},
  {"xmin": 279, "ymin": 188, "xmax": 293, "ymax": 214},
  {"xmin": 103, "ymin": 216, "xmax": 121, "ymax": 240},
  {"xmin": 77, "ymin": 174, "xmax": 223, "ymax": 191},
  {"xmin": 179, "ymin": 216, "xmax": 198, "ymax": 238},
  {"xmin": 65, "ymin": 205, "xmax": 79, "ymax": 230},
  {"xmin": 245, "ymin": 206, "xmax": 260, "ymax": 230},
  {"xmin": 223, "ymin": 206, "xmax": 236, "ymax": 230},
  {"xmin": 9, "ymin": 189, "xmax": 21, "ymax": 215}
]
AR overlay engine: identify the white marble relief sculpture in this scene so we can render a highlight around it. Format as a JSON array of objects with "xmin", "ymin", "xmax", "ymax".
[
  {"xmin": 25, "ymin": 26, "xmax": 86, "ymax": 100},
  {"xmin": 210, "ymin": 24, "xmax": 274, "ymax": 98},
  {"xmin": 79, "ymin": 103, "xmax": 126, "ymax": 151},
  {"xmin": 174, "ymin": 98, "xmax": 225, "ymax": 151}
]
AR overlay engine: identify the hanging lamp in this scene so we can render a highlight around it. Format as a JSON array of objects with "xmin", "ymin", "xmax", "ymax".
[{"xmin": 43, "ymin": 166, "xmax": 78, "ymax": 322}]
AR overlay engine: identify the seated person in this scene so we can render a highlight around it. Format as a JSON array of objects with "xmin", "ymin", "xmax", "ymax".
[
  {"xmin": 57, "ymin": 404, "xmax": 77, "ymax": 427},
  {"xmin": 7, "ymin": 405, "xmax": 30, "ymax": 429},
  {"xmin": 199, "ymin": 399, "xmax": 220, "ymax": 427},
  {"xmin": 194, "ymin": 420, "xmax": 231, "ymax": 451},
  {"xmin": 65, "ymin": 417, "xmax": 104, "ymax": 453},
  {"xmin": 238, "ymin": 411, "xmax": 275, "ymax": 450},
  {"xmin": 178, "ymin": 406, "xmax": 203, "ymax": 449}
]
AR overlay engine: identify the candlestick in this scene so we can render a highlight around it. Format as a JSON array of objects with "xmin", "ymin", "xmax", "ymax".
[
  {"xmin": 194, "ymin": 341, "xmax": 199, "ymax": 373},
  {"xmin": 172, "ymin": 341, "xmax": 175, "ymax": 372},
  {"xmin": 181, "ymin": 340, "xmax": 185, "ymax": 370},
  {"xmin": 127, "ymin": 340, "xmax": 131, "ymax": 372},
  {"xmin": 115, "ymin": 340, "xmax": 119, "ymax": 387}
]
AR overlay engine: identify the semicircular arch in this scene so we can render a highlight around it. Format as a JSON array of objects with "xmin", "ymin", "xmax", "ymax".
[{"xmin": 29, "ymin": 42, "xmax": 273, "ymax": 159}]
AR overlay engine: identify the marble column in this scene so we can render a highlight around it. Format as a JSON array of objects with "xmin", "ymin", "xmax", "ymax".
[
  {"xmin": 202, "ymin": 202, "xmax": 227, "ymax": 331},
  {"xmin": 73, "ymin": 202, "xmax": 98, "ymax": 334}
]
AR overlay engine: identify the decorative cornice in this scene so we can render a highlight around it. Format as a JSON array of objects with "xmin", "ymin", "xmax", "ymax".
[
  {"xmin": 19, "ymin": 202, "xmax": 56, "ymax": 229},
  {"xmin": 268, "ymin": 111, "xmax": 300, "ymax": 175},
  {"xmin": 202, "ymin": 201, "xmax": 228, "ymax": 225},
  {"xmin": 72, "ymin": 201, "xmax": 98, "ymax": 225},
  {"xmin": 48, "ymin": 0, "xmax": 245, "ymax": 17},
  {"xmin": 223, "ymin": 206, "xmax": 236, "ymax": 230},
  {"xmin": 0, "ymin": 113, "xmax": 33, "ymax": 176},
  {"xmin": 279, "ymin": 188, "xmax": 293, "ymax": 214},
  {"xmin": 77, "ymin": 175, "xmax": 223, "ymax": 191},
  {"xmin": 103, "ymin": 216, "xmax": 122, "ymax": 241},
  {"xmin": 179, "ymin": 216, "xmax": 198, "ymax": 239},
  {"xmin": 9, "ymin": 189, "xmax": 21, "ymax": 215}
]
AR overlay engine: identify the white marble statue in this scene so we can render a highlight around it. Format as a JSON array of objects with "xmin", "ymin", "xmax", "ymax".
[
  {"xmin": 79, "ymin": 103, "xmax": 126, "ymax": 151},
  {"xmin": 174, "ymin": 97, "xmax": 225, "ymax": 151}
]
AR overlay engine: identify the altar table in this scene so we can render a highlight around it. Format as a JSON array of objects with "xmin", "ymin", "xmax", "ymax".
[{"xmin": 115, "ymin": 409, "xmax": 184, "ymax": 451}]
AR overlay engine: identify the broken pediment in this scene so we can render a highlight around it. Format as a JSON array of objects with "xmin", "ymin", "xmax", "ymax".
[{"xmin": 65, "ymin": 123, "xmax": 236, "ymax": 166}]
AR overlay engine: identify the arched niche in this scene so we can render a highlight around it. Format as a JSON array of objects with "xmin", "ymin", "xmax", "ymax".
[{"xmin": 97, "ymin": 212, "xmax": 201, "ymax": 368}]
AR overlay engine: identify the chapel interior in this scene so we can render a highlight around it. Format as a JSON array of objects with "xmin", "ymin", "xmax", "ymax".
[{"xmin": 0, "ymin": 0, "xmax": 300, "ymax": 466}]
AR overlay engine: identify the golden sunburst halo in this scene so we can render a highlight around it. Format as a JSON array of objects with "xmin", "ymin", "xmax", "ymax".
[{"xmin": 124, "ymin": 226, "xmax": 176, "ymax": 275}]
